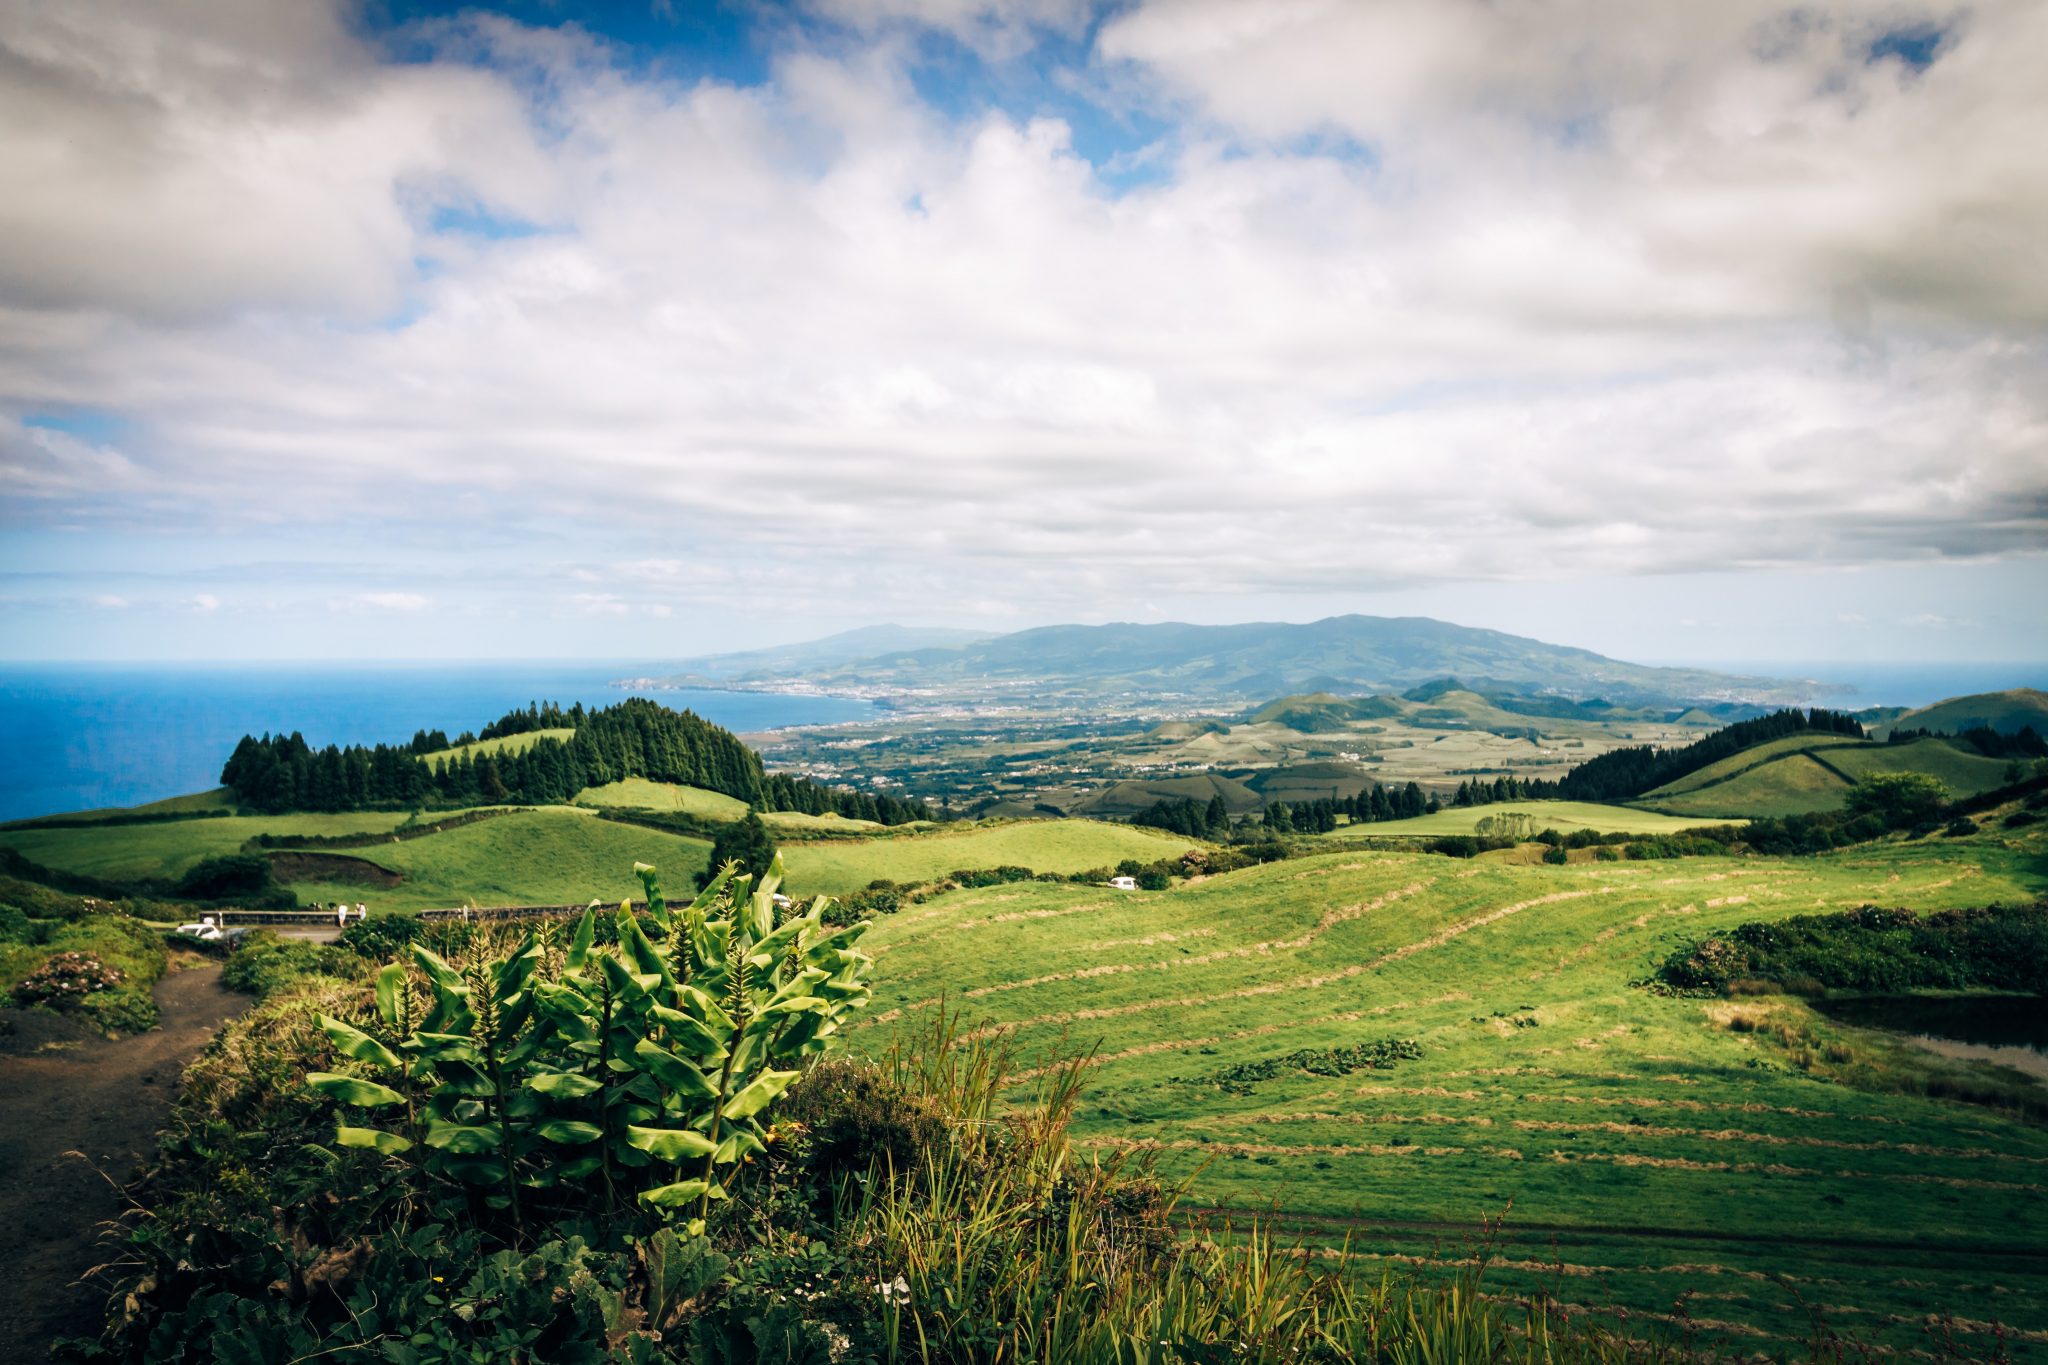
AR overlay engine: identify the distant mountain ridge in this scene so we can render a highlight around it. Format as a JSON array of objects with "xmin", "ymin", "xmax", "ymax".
[{"xmin": 647, "ymin": 615, "xmax": 1830, "ymax": 707}]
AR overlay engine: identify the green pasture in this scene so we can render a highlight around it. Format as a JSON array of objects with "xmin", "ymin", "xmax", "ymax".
[
  {"xmin": 574, "ymin": 777, "xmax": 748, "ymax": 821},
  {"xmin": 854, "ymin": 820, "xmax": 2048, "ymax": 1356},
  {"xmin": 1322, "ymin": 801, "xmax": 1733, "ymax": 838},
  {"xmin": 759, "ymin": 810, "xmax": 887, "ymax": 835},
  {"xmin": 777, "ymin": 819, "xmax": 1198, "ymax": 896},
  {"xmin": 420, "ymin": 727, "xmax": 576, "ymax": 763},
  {"xmin": 279, "ymin": 806, "xmax": 711, "ymax": 913},
  {"xmin": 1641, "ymin": 736, "xmax": 2015, "ymax": 819},
  {"xmin": 0, "ymin": 809, "xmax": 414, "ymax": 882}
]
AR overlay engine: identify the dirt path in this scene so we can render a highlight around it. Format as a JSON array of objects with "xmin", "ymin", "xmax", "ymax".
[{"xmin": 0, "ymin": 965, "xmax": 250, "ymax": 1362}]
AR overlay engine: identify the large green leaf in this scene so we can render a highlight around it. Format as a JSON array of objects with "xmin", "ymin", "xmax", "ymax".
[
  {"xmin": 536, "ymin": 1119, "xmax": 604, "ymax": 1144},
  {"xmin": 318, "ymin": 1014, "xmax": 401, "ymax": 1071},
  {"xmin": 720, "ymin": 1068, "xmax": 800, "ymax": 1122},
  {"xmin": 566, "ymin": 902, "xmax": 598, "ymax": 971},
  {"xmin": 335, "ymin": 1125, "xmax": 413, "ymax": 1155},
  {"xmin": 308, "ymin": 1072, "xmax": 406, "ymax": 1108},
  {"xmin": 648, "ymin": 1003, "xmax": 726, "ymax": 1059},
  {"xmin": 374, "ymin": 962, "xmax": 406, "ymax": 1029},
  {"xmin": 526, "ymin": 1071, "xmax": 604, "ymax": 1099},
  {"xmin": 631, "ymin": 1040, "xmax": 716, "ymax": 1099},
  {"xmin": 423, "ymin": 1121, "xmax": 503, "ymax": 1154},
  {"xmin": 639, "ymin": 1178, "xmax": 723, "ymax": 1210},
  {"xmin": 625, "ymin": 1125, "xmax": 717, "ymax": 1161}
]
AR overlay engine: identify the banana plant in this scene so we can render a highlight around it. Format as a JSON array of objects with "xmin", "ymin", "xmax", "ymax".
[{"xmin": 309, "ymin": 855, "xmax": 872, "ymax": 1233}]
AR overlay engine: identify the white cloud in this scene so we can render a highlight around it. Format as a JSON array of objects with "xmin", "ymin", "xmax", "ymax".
[
  {"xmin": 92, "ymin": 594, "xmax": 129, "ymax": 608},
  {"xmin": 191, "ymin": 593, "xmax": 219, "ymax": 611},
  {"xmin": 0, "ymin": 2, "xmax": 2042, "ymax": 635}
]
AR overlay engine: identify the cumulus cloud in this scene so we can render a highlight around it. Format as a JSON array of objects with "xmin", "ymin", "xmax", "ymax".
[{"xmin": 0, "ymin": 0, "xmax": 2042, "ymax": 633}]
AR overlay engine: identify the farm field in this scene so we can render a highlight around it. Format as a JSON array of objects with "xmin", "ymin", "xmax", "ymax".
[
  {"xmin": 776, "ymin": 819, "xmax": 1198, "ymax": 896},
  {"xmin": 0, "ymin": 809, "xmax": 415, "ymax": 882},
  {"xmin": 1320, "ymin": 801, "xmax": 1735, "ymax": 837},
  {"xmin": 854, "ymin": 823, "xmax": 2048, "ymax": 1356},
  {"xmin": 419, "ymin": 727, "xmax": 575, "ymax": 763},
  {"xmin": 759, "ymin": 810, "xmax": 888, "ymax": 834},
  {"xmin": 574, "ymin": 777, "xmax": 748, "ymax": 820},
  {"xmin": 1641, "ymin": 736, "xmax": 2014, "ymax": 819},
  {"xmin": 280, "ymin": 806, "xmax": 711, "ymax": 912}
]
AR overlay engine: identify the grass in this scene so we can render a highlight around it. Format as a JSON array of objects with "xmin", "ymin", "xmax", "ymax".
[
  {"xmin": 0, "ymin": 915, "xmax": 169, "ymax": 1034},
  {"xmin": 1641, "ymin": 736, "xmax": 2015, "ymax": 819},
  {"xmin": 852, "ymin": 820, "xmax": 2048, "ymax": 1357},
  {"xmin": 759, "ymin": 809, "xmax": 887, "ymax": 834},
  {"xmin": 419, "ymin": 727, "xmax": 576, "ymax": 763},
  {"xmin": 777, "ymin": 819, "xmax": 1198, "ymax": 896},
  {"xmin": 573, "ymin": 777, "xmax": 748, "ymax": 821},
  {"xmin": 0, "ymin": 810, "xmax": 415, "ymax": 882},
  {"xmin": 279, "ymin": 806, "xmax": 711, "ymax": 912},
  {"xmin": 1320, "ymin": 801, "xmax": 1735, "ymax": 837}
]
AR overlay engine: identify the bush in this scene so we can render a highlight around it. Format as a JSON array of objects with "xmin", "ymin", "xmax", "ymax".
[
  {"xmin": 334, "ymin": 913, "xmax": 424, "ymax": 959},
  {"xmin": 173, "ymin": 854, "xmax": 278, "ymax": 901},
  {"xmin": 10, "ymin": 949, "xmax": 122, "ymax": 1008},
  {"xmin": 1658, "ymin": 902, "xmax": 2048, "ymax": 994},
  {"xmin": 1945, "ymin": 816, "xmax": 1980, "ymax": 837},
  {"xmin": 0, "ymin": 903, "xmax": 40, "ymax": 944},
  {"xmin": 1135, "ymin": 869, "xmax": 1171, "ymax": 890},
  {"xmin": 220, "ymin": 932, "xmax": 353, "ymax": 999},
  {"xmin": 1542, "ymin": 845, "xmax": 1569, "ymax": 865}
]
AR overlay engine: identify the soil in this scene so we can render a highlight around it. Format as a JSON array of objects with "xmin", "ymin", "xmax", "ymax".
[{"xmin": 0, "ymin": 964, "xmax": 250, "ymax": 1362}]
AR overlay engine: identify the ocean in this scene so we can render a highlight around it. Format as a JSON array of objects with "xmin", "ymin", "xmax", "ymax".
[{"xmin": 0, "ymin": 663, "xmax": 876, "ymax": 823}]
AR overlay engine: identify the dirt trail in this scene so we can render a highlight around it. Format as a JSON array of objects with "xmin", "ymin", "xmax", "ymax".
[{"xmin": 0, "ymin": 965, "xmax": 249, "ymax": 1361}]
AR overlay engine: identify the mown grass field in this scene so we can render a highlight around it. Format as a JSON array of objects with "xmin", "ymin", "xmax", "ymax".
[
  {"xmin": 574, "ymin": 777, "xmax": 748, "ymax": 820},
  {"xmin": 854, "ymin": 822, "xmax": 2048, "ymax": 1357},
  {"xmin": 282, "ymin": 807, "xmax": 711, "ymax": 912},
  {"xmin": 0, "ymin": 810, "xmax": 415, "ymax": 881},
  {"xmin": 777, "ymin": 819, "xmax": 1198, "ymax": 896},
  {"xmin": 420, "ymin": 727, "xmax": 576, "ymax": 763},
  {"xmin": 1322, "ymin": 801, "xmax": 1735, "ymax": 837},
  {"xmin": 759, "ymin": 810, "xmax": 887, "ymax": 835},
  {"xmin": 1641, "ymin": 736, "xmax": 2015, "ymax": 819}
]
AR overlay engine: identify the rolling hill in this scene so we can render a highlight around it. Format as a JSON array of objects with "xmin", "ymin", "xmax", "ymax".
[
  {"xmin": 652, "ymin": 615, "xmax": 1827, "ymax": 707},
  {"xmin": 1636, "ymin": 735, "xmax": 2014, "ymax": 818},
  {"xmin": 853, "ymin": 823, "xmax": 2048, "ymax": 1357},
  {"xmin": 1878, "ymin": 687, "xmax": 2048, "ymax": 738}
]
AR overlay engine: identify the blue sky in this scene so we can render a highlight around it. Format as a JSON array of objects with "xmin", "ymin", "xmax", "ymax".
[{"xmin": 1, "ymin": 0, "xmax": 2043, "ymax": 666}]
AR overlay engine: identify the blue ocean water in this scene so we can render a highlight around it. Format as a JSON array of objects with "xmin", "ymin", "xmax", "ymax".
[
  {"xmin": 1693, "ymin": 660, "xmax": 2048, "ymax": 710},
  {"xmin": 0, "ymin": 663, "xmax": 875, "ymax": 823}
]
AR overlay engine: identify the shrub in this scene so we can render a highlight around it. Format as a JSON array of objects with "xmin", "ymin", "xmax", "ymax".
[
  {"xmin": 221, "ymin": 932, "xmax": 353, "ymax": 999},
  {"xmin": 1945, "ymin": 816, "xmax": 1980, "ymax": 837},
  {"xmin": 173, "ymin": 854, "xmax": 278, "ymax": 901},
  {"xmin": 1542, "ymin": 845, "xmax": 1569, "ymax": 865},
  {"xmin": 0, "ymin": 903, "xmax": 40, "ymax": 944},
  {"xmin": 335, "ymin": 913, "xmax": 424, "ymax": 960},
  {"xmin": 11, "ymin": 950, "xmax": 122, "ymax": 1008}
]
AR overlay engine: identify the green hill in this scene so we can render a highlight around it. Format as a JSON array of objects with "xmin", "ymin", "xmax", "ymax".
[
  {"xmin": 1248, "ymin": 692, "xmax": 1401, "ymax": 731},
  {"xmin": 574, "ymin": 777, "xmax": 747, "ymax": 821},
  {"xmin": 1637, "ymin": 735, "xmax": 2013, "ymax": 818},
  {"xmin": 420, "ymin": 728, "xmax": 577, "ymax": 763},
  {"xmin": 1322, "ymin": 800, "xmax": 1735, "ymax": 837},
  {"xmin": 1879, "ymin": 687, "xmax": 2048, "ymax": 738},
  {"xmin": 776, "ymin": 819, "xmax": 1197, "ymax": 896},
  {"xmin": 854, "ymin": 829, "xmax": 2048, "ymax": 1356},
  {"xmin": 278, "ymin": 806, "xmax": 711, "ymax": 912},
  {"xmin": 1071, "ymin": 773, "xmax": 1263, "ymax": 818}
]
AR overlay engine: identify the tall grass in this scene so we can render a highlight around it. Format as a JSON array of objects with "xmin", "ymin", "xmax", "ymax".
[{"xmin": 835, "ymin": 1011, "xmax": 1752, "ymax": 1364}]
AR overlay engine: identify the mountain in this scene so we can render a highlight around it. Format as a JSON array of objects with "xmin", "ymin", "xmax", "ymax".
[
  {"xmin": 642, "ymin": 624, "xmax": 992, "ymax": 683},
  {"xmin": 1875, "ymin": 688, "xmax": 2048, "ymax": 739},
  {"xmin": 659, "ymin": 615, "xmax": 1828, "ymax": 707}
]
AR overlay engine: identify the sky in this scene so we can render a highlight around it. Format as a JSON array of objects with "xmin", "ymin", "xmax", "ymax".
[{"xmin": 1, "ymin": 0, "xmax": 2044, "ymax": 666}]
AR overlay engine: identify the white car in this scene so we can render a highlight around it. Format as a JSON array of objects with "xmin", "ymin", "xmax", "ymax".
[{"xmin": 173, "ymin": 920, "xmax": 225, "ymax": 941}]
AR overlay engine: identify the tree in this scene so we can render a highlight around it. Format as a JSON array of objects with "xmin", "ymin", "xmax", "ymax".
[
  {"xmin": 703, "ymin": 811, "xmax": 778, "ymax": 887},
  {"xmin": 1844, "ymin": 771, "xmax": 1949, "ymax": 826}
]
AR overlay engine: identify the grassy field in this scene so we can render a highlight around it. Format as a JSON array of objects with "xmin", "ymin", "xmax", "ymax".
[
  {"xmin": 853, "ymin": 820, "xmax": 2048, "ymax": 1357},
  {"xmin": 1641, "ymin": 736, "xmax": 2016, "ymax": 819},
  {"xmin": 0, "ymin": 810, "xmax": 415, "ymax": 881},
  {"xmin": 420, "ymin": 727, "xmax": 576, "ymax": 763},
  {"xmin": 574, "ymin": 777, "xmax": 748, "ymax": 821},
  {"xmin": 777, "ymin": 819, "xmax": 1198, "ymax": 896},
  {"xmin": 759, "ymin": 810, "xmax": 888, "ymax": 835},
  {"xmin": 281, "ymin": 806, "xmax": 711, "ymax": 912},
  {"xmin": 1321, "ymin": 801, "xmax": 1736, "ymax": 837}
]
